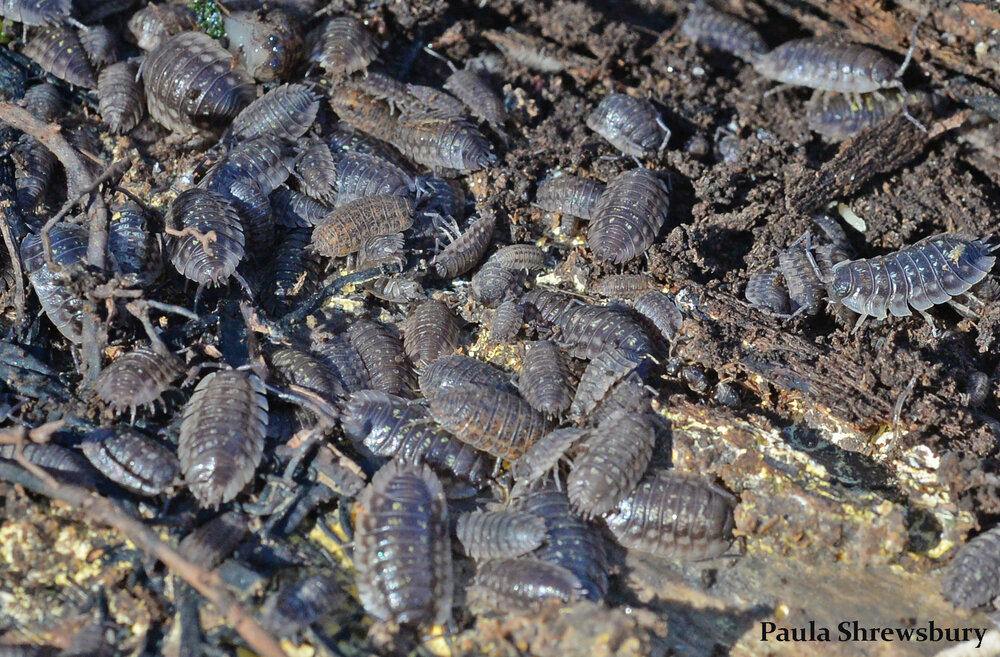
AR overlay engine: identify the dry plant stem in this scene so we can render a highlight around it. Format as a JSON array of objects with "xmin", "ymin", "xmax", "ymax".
[
  {"xmin": 0, "ymin": 460, "xmax": 290, "ymax": 657},
  {"xmin": 0, "ymin": 212, "xmax": 24, "ymax": 323}
]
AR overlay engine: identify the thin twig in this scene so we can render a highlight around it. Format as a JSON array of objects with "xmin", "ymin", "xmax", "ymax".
[
  {"xmin": 0, "ymin": 206, "xmax": 24, "ymax": 324},
  {"xmin": 0, "ymin": 461, "xmax": 289, "ymax": 657}
]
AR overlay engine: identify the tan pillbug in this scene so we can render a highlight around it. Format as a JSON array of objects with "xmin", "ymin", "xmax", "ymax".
[
  {"xmin": 587, "ymin": 94, "xmax": 670, "ymax": 157},
  {"xmin": 98, "ymin": 62, "xmax": 144, "ymax": 134},
  {"xmin": 587, "ymin": 168, "xmax": 670, "ymax": 264},
  {"xmin": 311, "ymin": 195, "xmax": 413, "ymax": 258},
  {"xmin": 403, "ymin": 298, "xmax": 460, "ymax": 370},
  {"xmin": 23, "ymin": 25, "xmax": 97, "ymax": 88}
]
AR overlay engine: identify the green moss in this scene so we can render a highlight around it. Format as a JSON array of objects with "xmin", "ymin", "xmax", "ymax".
[{"xmin": 189, "ymin": 0, "xmax": 226, "ymax": 40}]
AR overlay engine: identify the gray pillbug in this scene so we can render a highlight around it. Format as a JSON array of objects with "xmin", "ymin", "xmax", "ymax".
[
  {"xmin": 595, "ymin": 274, "xmax": 656, "ymax": 300},
  {"xmin": 418, "ymin": 354, "xmax": 514, "ymax": 400},
  {"xmin": 745, "ymin": 269, "xmax": 790, "ymax": 314},
  {"xmin": 296, "ymin": 139, "xmax": 338, "ymax": 205},
  {"xmin": 492, "ymin": 244, "xmax": 547, "ymax": 271},
  {"xmin": 13, "ymin": 133, "xmax": 55, "ymax": 212},
  {"xmin": 571, "ymin": 347, "xmax": 645, "ymax": 418},
  {"xmin": 806, "ymin": 89, "xmax": 924, "ymax": 142},
  {"xmin": 202, "ymin": 134, "xmax": 295, "ymax": 197},
  {"xmin": 778, "ymin": 240, "xmax": 827, "ymax": 316},
  {"xmin": 223, "ymin": 9, "xmax": 301, "ymax": 82},
  {"xmin": 21, "ymin": 223, "xmax": 87, "ymax": 343},
  {"xmin": 0, "ymin": 442, "xmax": 96, "ymax": 487},
  {"xmin": 535, "ymin": 173, "xmax": 605, "ymax": 221},
  {"xmin": 588, "ymin": 372, "xmax": 652, "ymax": 426},
  {"xmin": 431, "ymin": 214, "xmax": 495, "ymax": 279},
  {"xmin": 587, "ymin": 94, "xmax": 670, "ymax": 156},
  {"xmin": 228, "ymin": 84, "xmax": 319, "ymax": 143},
  {"xmin": 521, "ymin": 288, "xmax": 586, "ymax": 324},
  {"xmin": 603, "ymin": 470, "xmax": 736, "ymax": 560},
  {"xmin": 98, "ymin": 62, "xmax": 144, "ymax": 134},
  {"xmin": 511, "ymin": 427, "xmax": 588, "ymax": 486},
  {"xmin": 95, "ymin": 345, "xmax": 185, "ymax": 414},
  {"xmin": 311, "ymin": 195, "xmax": 414, "ymax": 258},
  {"xmin": 353, "ymin": 460, "xmax": 452, "ymax": 626},
  {"xmin": 393, "ymin": 117, "xmax": 496, "ymax": 173},
  {"xmin": 964, "ymin": 371, "xmax": 991, "ymax": 408},
  {"xmin": 140, "ymin": 31, "xmax": 254, "ymax": 135},
  {"xmin": 23, "ymin": 25, "xmax": 97, "ymax": 88},
  {"xmin": 262, "ymin": 228, "xmax": 320, "ymax": 316},
  {"xmin": 79, "ymin": 25, "xmax": 117, "ymax": 69},
  {"xmin": 109, "ymin": 200, "xmax": 152, "ymax": 280},
  {"xmin": 127, "ymin": 4, "xmax": 198, "ymax": 51},
  {"xmin": 829, "ymin": 233, "xmax": 996, "ymax": 331},
  {"xmin": 178, "ymin": 370, "xmax": 268, "ymax": 507},
  {"xmin": 489, "ymin": 300, "xmax": 524, "ymax": 342},
  {"xmin": 632, "ymin": 290, "xmax": 684, "ymax": 342},
  {"xmin": 81, "ymin": 428, "xmax": 179, "ymax": 496},
  {"xmin": 270, "ymin": 347, "xmax": 344, "ymax": 404},
  {"xmin": 309, "ymin": 16, "xmax": 379, "ymax": 79},
  {"xmin": 942, "ymin": 526, "xmax": 1000, "ymax": 610},
  {"xmin": 456, "ymin": 510, "xmax": 547, "ymax": 561},
  {"xmin": 21, "ymin": 80, "xmax": 63, "ymax": 121},
  {"xmin": 328, "ymin": 124, "xmax": 410, "ymax": 168},
  {"xmin": 271, "ymin": 188, "xmax": 330, "ymax": 228},
  {"xmin": 512, "ymin": 480, "xmax": 609, "ymax": 601},
  {"xmin": 347, "ymin": 318, "xmax": 416, "ymax": 397},
  {"xmin": 518, "ymin": 340, "xmax": 573, "ymax": 417},
  {"xmin": 443, "ymin": 68, "xmax": 505, "ymax": 128},
  {"xmin": 310, "ymin": 333, "xmax": 371, "ymax": 394},
  {"xmin": 334, "ymin": 152, "xmax": 415, "ymax": 207},
  {"xmin": 179, "ymin": 511, "xmax": 248, "ymax": 567},
  {"xmin": 470, "ymin": 559, "xmax": 585, "ymax": 612},
  {"xmin": 403, "ymin": 298, "xmax": 460, "ymax": 370},
  {"xmin": 0, "ymin": 0, "xmax": 71, "ymax": 26},
  {"xmin": 471, "ymin": 261, "xmax": 523, "ymax": 307},
  {"xmin": 262, "ymin": 575, "xmax": 339, "ymax": 638},
  {"xmin": 551, "ymin": 303, "xmax": 651, "ymax": 360},
  {"xmin": 166, "ymin": 188, "xmax": 245, "ymax": 287},
  {"xmin": 680, "ymin": 1, "xmax": 767, "ymax": 62},
  {"xmin": 753, "ymin": 38, "xmax": 907, "ymax": 95},
  {"xmin": 357, "ymin": 233, "xmax": 406, "ymax": 269},
  {"xmin": 567, "ymin": 411, "xmax": 654, "ymax": 518},
  {"xmin": 428, "ymin": 382, "xmax": 548, "ymax": 460},
  {"xmin": 415, "ymin": 175, "xmax": 466, "ymax": 220},
  {"xmin": 404, "ymin": 83, "xmax": 467, "ymax": 120},
  {"xmin": 587, "ymin": 168, "xmax": 670, "ymax": 264}
]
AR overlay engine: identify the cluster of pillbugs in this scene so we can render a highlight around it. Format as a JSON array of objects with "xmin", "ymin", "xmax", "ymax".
[{"xmin": 0, "ymin": 0, "xmax": 994, "ymax": 653}]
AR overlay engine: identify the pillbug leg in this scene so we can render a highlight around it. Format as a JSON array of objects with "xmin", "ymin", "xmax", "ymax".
[
  {"xmin": 849, "ymin": 310, "xmax": 870, "ymax": 334},
  {"xmin": 656, "ymin": 116, "xmax": 671, "ymax": 151},
  {"xmin": 763, "ymin": 83, "xmax": 792, "ymax": 98},
  {"xmin": 896, "ymin": 12, "xmax": 928, "ymax": 79},
  {"xmin": 917, "ymin": 309, "xmax": 940, "ymax": 335}
]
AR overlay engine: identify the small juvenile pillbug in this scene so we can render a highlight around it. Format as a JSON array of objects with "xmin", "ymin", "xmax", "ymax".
[
  {"xmin": 571, "ymin": 347, "xmax": 646, "ymax": 418},
  {"xmin": 309, "ymin": 16, "xmax": 379, "ymax": 79},
  {"xmin": 418, "ymin": 353, "xmax": 514, "ymax": 400},
  {"xmin": 431, "ymin": 214, "xmax": 495, "ymax": 279},
  {"xmin": 98, "ymin": 62, "xmax": 144, "ymax": 134},
  {"xmin": 109, "ymin": 200, "xmax": 153, "ymax": 281},
  {"xmin": 567, "ymin": 411, "xmax": 654, "ymax": 518},
  {"xmin": 632, "ymin": 290, "xmax": 684, "ymax": 342},
  {"xmin": 228, "ymin": 84, "xmax": 319, "ymax": 143},
  {"xmin": 166, "ymin": 188, "xmax": 245, "ymax": 287},
  {"xmin": 0, "ymin": 442, "xmax": 96, "ymax": 487},
  {"xmin": 262, "ymin": 574, "xmax": 339, "ymax": 638},
  {"xmin": 178, "ymin": 370, "xmax": 268, "ymax": 508},
  {"xmin": 680, "ymin": 1, "xmax": 767, "ymax": 62},
  {"xmin": 272, "ymin": 188, "xmax": 330, "ymax": 228},
  {"xmin": 587, "ymin": 94, "xmax": 670, "ymax": 157},
  {"xmin": 535, "ymin": 172, "xmax": 605, "ymax": 221},
  {"xmin": 311, "ymin": 195, "xmax": 414, "ymax": 258},
  {"xmin": 23, "ymin": 25, "xmax": 97, "ymax": 88},
  {"xmin": 603, "ymin": 469, "xmax": 736, "ymax": 560},
  {"xmin": 404, "ymin": 82, "xmax": 467, "ymax": 120},
  {"xmin": 127, "ymin": 4, "xmax": 198, "ymax": 51},
  {"xmin": 551, "ymin": 303, "xmax": 651, "ymax": 360},
  {"xmin": 942, "ymin": 525, "xmax": 1000, "ymax": 610},
  {"xmin": 511, "ymin": 427, "xmax": 588, "ymax": 486},
  {"xmin": 223, "ymin": 9, "xmax": 301, "ymax": 82},
  {"xmin": 140, "ymin": 31, "xmax": 254, "ymax": 134},
  {"xmin": 427, "ymin": 382, "xmax": 548, "ymax": 459},
  {"xmin": 778, "ymin": 239, "xmax": 827, "ymax": 316},
  {"xmin": 443, "ymin": 67, "xmax": 505, "ymax": 128},
  {"xmin": 347, "ymin": 318, "xmax": 416, "ymax": 397},
  {"xmin": 310, "ymin": 332, "xmax": 371, "ymax": 394},
  {"xmin": 0, "ymin": 0, "xmax": 71, "ymax": 26},
  {"xmin": 806, "ymin": 89, "xmax": 925, "ymax": 142},
  {"xmin": 393, "ymin": 117, "xmax": 496, "ymax": 173},
  {"xmin": 489, "ymin": 299, "xmax": 524, "ymax": 342},
  {"xmin": 357, "ymin": 233, "xmax": 406, "ymax": 269},
  {"xmin": 270, "ymin": 347, "xmax": 343, "ymax": 405},
  {"xmin": 21, "ymin": 223, "xmax": 87, "ymax": 343},
  {"xmin": 594, "ymin": 274, "xmax": 655, "ymax": 300},
  {"xmin": 81, "ymin": 427, "xmax": 179, "ymax": 496},
  {"xmin": 483, "ymin": 28, "xmax": 568, "ymax": 73},
  {"xmin": 744, "ymin": 269, "xmax": 790, "ymax": 314},
  {"xmin": 829, "ymin": 233, "xmax": 996, "ymax": 331},
  {"xmin": 96, "ymin": 345, "xmax": 185, "ymax": 414},
  {"xmin": 753, "ymin": 37, "xmax": 908, "ymax": 95},
  {"xmin": 79, "ymin": 25, "xmax": 117, "ymax": 69},
  {"xmin": 456, "ymin": 510, "xmax": 547, "ymax": 561},
  {"xmin": 296, "ymin": 139, "xmax": 338, "ymax": 205},
  {"xmin": 587, "ymin": 168, "xmax": 670, "ymax": 264},
  {"xmin": 335, "ymin": 152, "xmax": 415, "ymax": 207},
  {"xmin": 179, "ymin": 511, "xmax": 248, "ymax": 567},
  {"xmin": 262, "ymin": 228, "xmax": 320, "ymax": 317},
  {"xmin": 964, "ymin": 371, "xmax": 991, "ymax": 408},
  {"xmin": 470, "ymin": 559, "xmax": 585, "ymax": 612},
  {"xmin": 403, "ymin": 298, "xmax": 460, "ymax": 370},
  {"xmin": 353, "ymin": 460, "xmax": 452, "ymax": 626},
  {"xmin": 518, "ymin": 340, "xmax": 573, "ymax": 417}
]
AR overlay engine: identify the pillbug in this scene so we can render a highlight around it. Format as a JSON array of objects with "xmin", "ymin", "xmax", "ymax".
[
  {"xmin": 166, "ymin": 187, "xmax": 245, "ymax": 287},
  {"xmin": 778, "ymin": 239, "xmax": 827, "ymax": 316},
  {"xmin": 0, "ymin": 52, "xmax": 25, "ymax": 101},
  {"xmin": 457, "ymin": 510, "xmax": 547, "ymax": 561},
  {"xmin": 335, "ymin": 152, "xmax": 415, "ymax": 207},
  {"xmin": 428, "ymin": 383, "xmax": 548, "ymax": 460},
  {"xmin": 571, "ymin": 347, "xmax": 646, "ymax": 418},
  {"xmin": 418, "ymin": 353, "xmax": 514, "ymax": 400},
  {"xmin": 329, "ymin": 85, "xmax": 398, "ymax": 144},
  {"xmin": 178, "ymin": 370, "xmax": 268, "ymax": 507},
  {"xmin": 403, "ymin": 298, "xmax": 460, "ymax": 370},
  {"xmin": 127, "ymin": 4, "xmax": 197, "ymax": 51},
  {"xmin": 595, "ymin": 274, "xmax": 655, "ymax": 300},
  {"xmin": 21, "ymin": 223, "xmax": 87, "ymax": 343},
  {"xmin": 829, "ymin": 233, "xmax": 996, "ymax": 331},
  {"xmin": 96, "ymin": 345, "xmax": 184, "ymax": 414},
  {"xmin": 179, "ymin": 511, "xmax": 248, "ymax": 567},
  {"xmin": 347, "ymin": 318, "xmax": 416, "ymax": 397},
  {"xmin": 518, "ymin": 340, "xmax": 573, "ymax": 417},
  {"xmin": 964, "ymin": 371, "xmax": 991, "ymax": 408},
  {"xmin": 270, "ymin": 347, "xmax": 343, "ymax": 405},
  {"xmin": 140, "ymin": 31, "xmax": 254, "ymax": 135},
  {"xmin": 489, "ymin": 299, "xmax": 524, "ymax": 342},
  {"xmin": 806, "ymin": 89, "xmax": 923, "ymax": 142},
  {"xmin": 587, "ymin": 94, "xmax": 669, "ymax": 156},
  {"xmin": 328, "ymin": 123, "xmax": 409, "ymax": 168},
  {"xmin": 415, "ymin": 175, "xmax": 466, "ymax": 220},
  {"xmin": 470, "ymin": 559, "xmax": 585, "ymax": 612},
  {"xmin": 21, "ymin": 80, "xmax": 63, "ymax": 121},
  {"xmin": 483, "ymin": 28, "xmax": 566, "ymax": 73},
  {"xmin": 567, "ymin": 412, "xmax": 654, "ymax": 518},
  {"xmin": 310, "ymin": 333, "xmax": 371, "ymax": 394},
  {"xmin": 753, "ymin": 38, "xmax": 905, "ymax": 95},
  {"xmin": 223, "ymin": 9, "xmax": 301, "ymax": 82},
  {"xmin": 535, "ymin": 173, "xmax": 605, "ymax": 221},
  {"xmin": 79, "ymin": 25, "xmax": 117, "ymax": 69},
  {"xmin": 309, "ymin": 16, "xmax": 379, "ymax": 79},
  {"xmin": 262, "ymin": 575, "xmax": 339, "ymax": 638},
  {"xmin": 342, "ymin": 389, "xmax": 491, "ymax": 486},
  {"xmin": 444, "ymin": 67, "xmax": 505, "ymax": 128},
  {"xmin": 588, "ymin": 372, "xmax": 653, "ymax": 426},
  {"xmin": 98, "ymin": 62, "xmax": 144, "ymax": 134},
  {"xmin": 311, "ymin": 195, "xmax": 414, "ymax": 258},
  {"xmin": 632, "ymin": 290, "xmax": 684, "ymax": 342},
  {"xmin": 0, "ymin": 442, "xmax": 96, "ymax": 487},
  {"xmin": 603, "ymin": 470, "xmax": 736, "ymax": 560},
  {"xmin": 81, "ymin": 428, "xmax": 179, "ymax": 496},
  {"xmin": 296, "ymin": 139, "xmax": 338, "ymax": 205},
  {"xmin": 23, "ymin": 25, "xmax": 97, "ymax": 88},
  {"xmin": 202, "ymin": 134, "xmax": 295, "ymax": 198},
  {"xmin": 492, "ymin": 244, "xmax": 547, "ymax": 271},
  {"xmin": 109, "ymin": 200, "xmax": 153, "ymax": 281},
  {"xmin": 431, "ymin": 214, "xmax": 495, "ymax": 279},
  {"xmin": 393, "ymin": 116, "xmax": 495, "ymax": 173},
  {"xmin": 262, "ymin": 228, "xmax": 320, "ymax": 316},
  {"xmin": 353, "ymin": 460, "xmax": 453, "ymax": 626},
  {"xmin": 14, "ymin": 83, "xmax": 62, "ymax": 209},
  {"xmin": 471, "ymin": 263, "xmax": 521, "ymax": 307},
  {"xmin": 587, "ymin": 168, "xmax": 670, "ymax": 264},
  {"xmin": 271, "ymin": 188, "xmax": 329, "ymax": 228},
  {"xmin": 511, "ymin": 427, "xmax": 588, "ymax": 486},
  {"xmin": 228, "ymin": 83, "xmax": 319, "ymax": 143},
  {"xmin": 0, "ymin": 0, "xmax": 71, "ymax": 26},
  {"xmin": 943, "ymin": 526, "xmax": 1000, "ymax": 610},
  {"xmin": 551, "ymin": 303, "xmax": 651, "ymax": 360},
  {"xmin": 404, "ymin": 82, "xmax": 467, "ymax": 120},
  {"xmin": 357, "ymin": 233, "xmax": 406, "ymax": 269},
  {"xmin": 513, "ymin": 481, "xmax": 609, "ymax": 601},
  {"xmin": 521, "ymin": 288, "xmax": 585, "ymax": 324},
  {"xmin": 745, "ymin": 269, "xmax": 790, "ymax": 314},
  {"xmin": 681, "ymin": 1, "xmax": 767, "ymax": 62}
]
